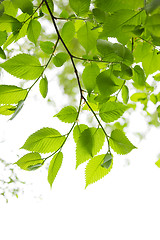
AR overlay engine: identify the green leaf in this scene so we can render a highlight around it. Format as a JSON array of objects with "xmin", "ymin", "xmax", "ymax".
[
  {"xmin": 69, "ymin": 0, "xmax": 91, "ymax": 16},
  {"xmin": 21, "ymin": 128, "xmax": 65, "ymax": 154},
  {"xmin": 130, "ymin": 92, "xmax": 147, "ymax": 102},
  {"xmin": 40, "ymin": 41, "xmax": 54, "ymax": 54},
  {"xmin": 0, "ymin": 85, "xmax": 27, "ymax": 104},
  {"xmin": 0, "ymin": 54, "xmax": 43, "ymax": 80},
  {"xmin": 9, "ymin": 99, "xmax": 24, "ymax": 120},
  {"xmin": 73, "ymin": 124, "xmax": 88, "ymax": 143},
  {"xmin": 0, "ymin": 47, "xmax": 6, "ymax": 59},
  {"xmin": 101, "ymin": 153, "xmax": 113, "ymax": 169},
  {"xmin": 122, "ymin": 85, "xmax": 129, "ymax": 104},
  {"xmin": 92, "ymin": 8, "xmax": 105, "ymax": 23},
  {"xmin": 53, "ymin": 52, "xmax": 68, "ymax": 67},
  {"xmin": 39, "ymin": 76, "xmax": 48, "ymax": 98},
  {"xmin": 95, "ymin": 0, "xmax": 144, "ymax": 12},
  {"xmin": 109, "ymin": 129, "xmax": 136, "ymax": 155},
  {"xmin": 0, "ymin": 14, "xmax": 22, "ymax": 32},
  {"xmin": 82, "ymin": 63, "xmax": 100, "ymax": 95},
  {"xmin": 76, "ymin": 127, "xmax": 105, "ymax": 168},
  {"xmin": 142, "ymin": 49, "xmax": 160, "ymax": 77},
  {"xmin": 61, "ymin": 21, "xmax": 75, "ymax": 43},
  {"xmin": 99, "ymin": 102, "xmax": 127, "ymax": 123},
  {"xmin": 0, "ymin": 30, "xmax": 7, "ymax": 46},
  {"xmin": 48, "ymin": 152, "xmax": 63, "ymax": 188},
  {"xmin": 42, "ymin": 0, "xmax": 54, "ymax": 14},
  {"xmin": 96, "ymin": 70, "xmax": 119, "ymax": 96},
  {"xmin": 11, "ymin": 0, "xmax": 33, "ymax": 15},
  {"xmin": 77, "ymin": 22, "xmax": 98, "ymax": 53},
  {"xmin": 27, "ymin": 19, "xmax": 41, "ymax": 44},
  {"xmin": 133, "ymin": 65, "xmax": 146, "ymax": 87},
  {"xmin": 153, "ymin": 73, "xmax": 160, "ymax": 81},
  {"xmin": 0, "ymin": 3, "xmax": 4, "ymax": 17},
  {"xmin": 54, "ymin": 106, "xmax": 77, "ymax": 123},
  {"xmin": 15, "ymin": 152, "xmax": 44, "ymax": 171},
  {"xmin": 155, "ymin": 158, "xmax": 160, "ymax": 168},
  {"xmin": 145, "ymin": 14, "xmax": 160, "ymax": 37},
  {"xmin": 85, "ymin": 154, "xmax": 113, "ymax": 188},
  {"xmin": 3, "ymin": 1, "xmax": 18, "ymax": 17},
  {"xmin": 0, "ymin": 105, "xmax": 16, "ymax": 115}
]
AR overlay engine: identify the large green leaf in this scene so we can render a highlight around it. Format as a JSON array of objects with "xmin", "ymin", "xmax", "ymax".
[
  {"xmin": 21, "ymin": 128, "xmax": 65, "ymax": 154},
  {"xmin": 27, "ymin": 19, "xmax": 41, "ymax": 44},
  {"xmin": 142, "ymin": 49, "xmax": 160, "ymax": 77},
  {"xmin": 99, "ymin": 102, "xmax": 127, "ymax": 123},
  {"xmin": 15, "ymin": 152, "xmax": 44, "ymax": 171},
  {"xmin": 77, "ymin": 22, "xmax": 98, "ymax": 53},
  {"xmin": 85, "ymin": 154, "xmax": 113, "ymax": 188},
  {"xmin": 109, "ymin": 129, "xmax": 136, "ymax": 155},
  {"xmin": 11, "ymin": 0, "xmax": 33, "ymax": 15},
  {"xmin": 145, "ymin": 14, "xmax": 160, "ymax": 37},
  {"xmin": 69, "ymin": 0, "xmax": 91, "ymax": 16},
  {"xmin": 48, "ymin": 152, "xmax": 63, "ymax": 188},
  {"xmin": 54, "ymin": 106, "xmax": 78, "ymax": 123},
  {"xmin": 0, "ymin": 14, "xmax": 22, "ymax": 32},
  {"xmin": 96, "ymin": 70, "xmax": 119, "ymax": 96},
  {"xmin": 0, "ymin": 54, "xmax": 43, "ymax": 80},
  {"xmin": 82, "ymin": 63, "xmax": 100, "ymax": 95},
  {"xmin": 76, "ymin": 127, "xmax": 105, "ymax": 168},
  {"xmin": 0, "ymin": 85, "xmax": 27, "ymax": 104},
  {"xmin": 61, "ymin": 21, "xmax": 75, "ymax": 43}
]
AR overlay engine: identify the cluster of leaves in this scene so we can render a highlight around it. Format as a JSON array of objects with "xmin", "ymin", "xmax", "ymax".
[{"xmin": 0, "ymin": 0, "xmax": 160, "ymax": 188}]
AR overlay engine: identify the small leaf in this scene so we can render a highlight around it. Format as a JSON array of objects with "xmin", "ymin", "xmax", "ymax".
[
  {"xmin": 0, "ymin": 105, "xmax": 16, "ymax": 115},
  {"xmin": 99, "ymin": 102, "xmax": 127, "ymax": 123},
  {"xmin": 0, "ymin": 85, "xmax": 27, "ymax": 104},
  {"xmin": 53, "ymin": 52, "xmax": 68, "ymax": 67},
  {"xmin": 48, "ymin": 152, "xmax": 63, "ymax": 188},
  {"xmin": 39, "ymin": 76, "xmax": 48, "ymax": 98},
  {"xmin": 73, "ymin": 124, "xmax": 88, "ymax": 143},
  {"xmin": 15, "ymin": 152, "xmax": 44, "ymax": 171},
  {"xmin": 101, "ymin": 153, "xmax": 113, "ymax": 169},
  {"xmin": 133, "ymin": 65, "xmax": 146, "ymax": 87},
  {"xmin": 130, "ymin": 92, "xmax": 147, "ymax": 102},
  {"xmin": 109, "ymin": 129, "xmax": 136, "ymax": 155},
  {"xmin": 0, "ymin": 47, "xmax": 6, "ymax": 59},
  {"xmin": 21, "ymin": 127, "xmax": 65, "ymax": 154},
  {"xmin": 85, "ymin": 154, "xmax": 113, "ymax": 188},
  {"xmin": 54, "ymin": 106, "xmax": 77, "ymax": 123},
  {"xmin": 61, "ymin": 21, "xmax": 75, "ymax": 43},
  {"xmin": 122, "ymin": 85, "xmax": 129, "ymax": 104},
  {"xmin": 0, "ymin": 54, "xmax": 43, "ymax": 80},
  {"xmin": 82, "ymin": 63, "xmax": 100, "ymax": 95},
  {"xmin": 27, "ymin": 19, "xmax": 41, "ymax": 44},
  {"xmin": 9, "ymin": 99, "xmax": 24, "ymax": 120},
  {"xmin": 153, "ymin": 73, "xmax": 160, "ymax": 81},
  {"xmin": 40, "ymin": 41, "xmax": 54, "ymax": 54},
  {"xmin": 76, "ymin": 127, "xmax": 105, "ymax": 168},
  {"xmin": 155, "ymin": 158, "xmax": 160, "ymax": 168},
  {"xmin": 69, "ymin": 0, "xmax": 91, "ymax": 16}
]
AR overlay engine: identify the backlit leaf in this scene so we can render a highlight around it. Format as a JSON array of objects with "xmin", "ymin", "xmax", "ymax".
[
  {"xmin": 40, "ymin": 41, "xmax": 54, "ymax": 54},
  {"xmin": 133, "ymin": 65, "xmax": 146, "ymax": 87},
  {"xmin": 73, "ymin": 124, "xmax": 88, "ymax": 143},
  {"xmin": 48, "ymin": 152, "xmax": 63, "ymax": 188},
  {"xmin": 27, "ymin": 19, "xmax": 41, "ymax": 44},
  {"xmin": 54, "ymin": 106, "xmax": 77, "ymax": 123},
  {"xmin": 53, "ymin": 52, "xmax": 68, "ymax": 67},
  {"xmin": 109, "ymin": 129, "xmax": 136, "ymax": 155},
  {"xmin": 122, "ymin": 85, "xmax": 129, "ymax": 104},
  {"xmin": 39, "ymin": 76, "xmax": 48, "ymax": 98},
  {"xmin": 69, "ymin": 0, "xmax": 91, "ymax": 16},
  {"xmin": 0, "ymin": 85, "xmax": 27, "ymax": 104},
  {"xmin": 99, "ymin": 102, "xmax": 127, "ymax": 123},
  {"xmin": 76, "ymin": 127, "xmax": 105, "ymax": 168},
  {"xmin": 0, "ymin": 14, "xmax": 22, "ymax": 32},
  {"xmin": 0, "ymin": 54, "xmax": 43, "ymax": 80},
  {"xmin": 82, "ymin": 63, "xmax": 100, "ymax": 95},
  {"xmin": 0, "ymin": 30, "xmax": 7, "ymax": 46},
  {"xmin": 146, "ymin": 14, "xmax": 160, "ymax": 37},
  {"xmin": 21, "ymin": 127, "xmax": 65, "ymax": 154},
  {"xmin": 15, "ymin": 152, "xmax": 44, "ymax": 171},
  {"xmin": 61, "ymin": 21, "xmax": 75, "ymax": 43},
  {"xmin": 85, "ymin": 154, "xmax": 113, "ymax": 188},
  {"xmin": 11, "ymin": 0, "xmax": 33, "ymax": 15},
  {"xmin": 0, "ymin": 105, "xmax": 16, "ymax": 115}
]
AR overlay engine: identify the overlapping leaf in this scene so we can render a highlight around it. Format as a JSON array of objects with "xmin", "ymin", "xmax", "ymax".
[
  {"xmin": 0, "ymin": 85, "xmax": 27, "ymax": 104},
  {"xmin": 76, "ymin": 127, "xmax": 105, "ymax": 168},
  {"xmin": 73, "ymin": 124, "xmax": 88, "ymax": 143},
  {"xmin": 69, "ymin": 0, "xmax": 91, "ymax": 16},
  {"xmin": 85, "ymin": 154, "xmax": 113, "ymax": 188}
]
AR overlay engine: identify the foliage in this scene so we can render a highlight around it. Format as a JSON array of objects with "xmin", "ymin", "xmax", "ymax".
[{"xmin": 0, "ymin": 0, "xmax": 160, "ymax": 189}]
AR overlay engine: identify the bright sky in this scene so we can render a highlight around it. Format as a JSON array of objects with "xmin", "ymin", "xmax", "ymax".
[{"xmin": 1, "ymin": 61, "xmax": 160, "ymax": 240}]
